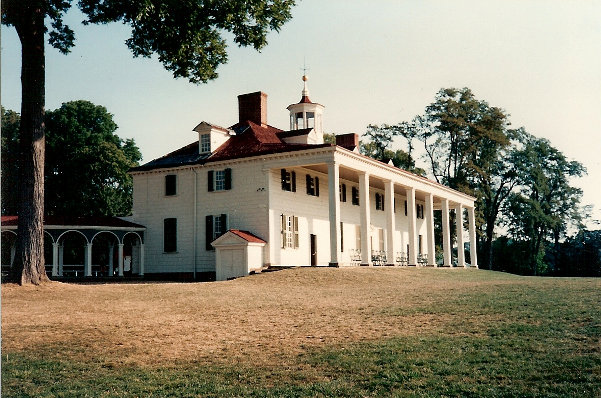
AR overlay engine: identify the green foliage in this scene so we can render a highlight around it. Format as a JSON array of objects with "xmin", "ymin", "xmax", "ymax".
[
  {"xmin": 322, "ymin": 132, "xmax": 337, "ymax": 145},
  {"xmin": 77, "ymin": 0, "xmax": 296, "ymax": 83},
  {"xmin": 1, "ymin": 107, "xmax": 20, "ymax": 214},
  {"xmin": 2, "ymin": 101, "xmax": 141, "ymax": 216},
  {"xmin": 360, "ymin": 124, "xmax": 426, "ymax": 176},
  {"xmin": 503, "ymin": 133, "xmax": 585, "ymax": 274}
]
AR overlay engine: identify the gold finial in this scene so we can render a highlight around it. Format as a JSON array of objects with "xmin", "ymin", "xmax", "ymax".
[{"xmin": 302, "ymin": 75, "xmax": 308, "ymax": 81}]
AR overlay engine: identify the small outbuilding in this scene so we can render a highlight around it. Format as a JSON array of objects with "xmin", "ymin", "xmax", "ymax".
[{"xmin": 211, "ymin": 229, "xmax": 266, "ymax": 281}]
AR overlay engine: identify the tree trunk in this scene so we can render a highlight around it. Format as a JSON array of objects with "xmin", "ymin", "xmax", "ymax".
[{"xmin": 9, "ymin": 2, "xmax": 49, "ymax": 285}]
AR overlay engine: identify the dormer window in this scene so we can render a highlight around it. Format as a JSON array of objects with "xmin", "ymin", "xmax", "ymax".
[{"xmin": 200, "ymin": 134, "xmax": 211, "ymax": 153}]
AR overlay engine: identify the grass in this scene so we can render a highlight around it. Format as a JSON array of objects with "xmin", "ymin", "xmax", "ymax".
[{"xmin": 2, "ymin": 267, "xmax": 600, "ymax": 397}]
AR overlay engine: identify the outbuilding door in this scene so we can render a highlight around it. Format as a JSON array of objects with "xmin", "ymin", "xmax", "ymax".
[{"xmin": 219, "ymin": 248, "xmax": 244, "ymax": 281}]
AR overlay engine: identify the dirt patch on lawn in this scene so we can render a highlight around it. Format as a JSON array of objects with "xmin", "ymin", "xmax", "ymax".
[{"xmin": 1, "ymin": 267, "xmax": 511, "ymax": 367}]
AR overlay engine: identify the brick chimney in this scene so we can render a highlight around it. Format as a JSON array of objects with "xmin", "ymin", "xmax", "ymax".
[
  {"xmin": 336, "ymin": 133, "xmax": 359, "ymax": 151},
  {"xmin": 238, "ymin": 91, "xmax": 268, "ymax": 126}
]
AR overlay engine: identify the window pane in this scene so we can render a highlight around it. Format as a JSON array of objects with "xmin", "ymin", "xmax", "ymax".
[
  {"xmin": 165, "ymin": 175, "xmax": 176, "ymax": 196},
  {"xmin": 307, "ymin": 112, "xmax": 315, "ymax": 129},
  {"xmin": 200, "ymin": 134, "xmax": 211, "ymax": 152},
  {"xmin": 164, "ymin": 218, "xmax": 177, "ymax": 252},
  {"xmin": 215, "ymin": 170, "xmax": 225, "ymax": 191}
]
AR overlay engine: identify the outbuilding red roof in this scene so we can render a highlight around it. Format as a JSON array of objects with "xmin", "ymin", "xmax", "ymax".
[{"xmin": 228, "ymin": 229, "xmax": 266, "ymax": 243}]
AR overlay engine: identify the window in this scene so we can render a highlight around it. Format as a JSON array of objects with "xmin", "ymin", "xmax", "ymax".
[
  {"xmin": 307, "ymin": 112, "xmax": 315, "ymax": 129},
  {"xmin": 375, "ymin": 193, "xmax": 384, "ymax": 211},
  {"xmin": 416, "ymin": 204, "xmax": 424, "ymax": 219},
  {"xmin": 351, "ymin": 186, "xmax": 359, "ymax": 206},
  {"xmin": 419, "ymin": 235, "xmax": 423, "ymax": 255},
  {"xmin": 281, "ymin": 169, "xmax": 296, "ymax": 192},
  {"xmin": 205, "ymin": 214, "xmax": 228, "ymax": 250},
  {"xmin": 306, "ymin": 174, "xmax": 320, "ymax": 196},
  {"xmin": 163, "ymin": 218, "xmax": 177, "ymax": 252},
  {"xmin": 208, "ymin": 168, "xmax": 232, "ymax": 192},
  {"xmin": 200, "ymin": 134, "xmax": 211, "ymax": 153},
  {"xmin": 295, "ymin": 112, "xmax": 303, "ymax": 129},
  {"xmin": 165, "ymin": 174, "xmax": 177, "ymax": 196},
  {"xmin": 339, "ymin": 184, "xmax": 347, "ymax": 202},
  {"xmin": 281, "ymin": 214, "xmax": 299, "ymax": 249}
]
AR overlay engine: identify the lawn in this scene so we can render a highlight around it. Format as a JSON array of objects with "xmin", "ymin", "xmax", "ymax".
[{"xmin": 2, "ymin": 267, "xmax": 600, "ymax": 397}]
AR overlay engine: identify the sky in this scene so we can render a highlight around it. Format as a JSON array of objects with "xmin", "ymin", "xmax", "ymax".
[{"xmin": 2, "ymin": 0, "xmax": 600, "ymax": 226}]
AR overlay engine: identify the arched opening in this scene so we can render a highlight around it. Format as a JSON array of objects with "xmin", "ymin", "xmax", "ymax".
[
  {"xmin": 92, "ymin": 231, "xmax": 120, "ymax": 277},
  {"xmin": 43, "ymin": 232, "xmax": 54, "ymax": 277},
  {"xmin": 57, "ymin": 230, "xmax": 88, "ymax": 278},
  {"xmin": 1, "ymin": 231, "xmax": 17, "ymax": 277},
  {"xmin": 123, "ymin": 232, "xmax": 143, "ymax": 276}
]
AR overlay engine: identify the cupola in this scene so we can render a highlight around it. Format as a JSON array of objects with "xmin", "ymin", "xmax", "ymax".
[{"xmin": 286, "ymin": 74, "xmax": 325, "ymax": 144}]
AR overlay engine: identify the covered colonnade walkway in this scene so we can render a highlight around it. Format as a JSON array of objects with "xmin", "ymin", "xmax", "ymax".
[{"xmin": 1, "ymin": 216, "xmax": 145, "ymax": 279}]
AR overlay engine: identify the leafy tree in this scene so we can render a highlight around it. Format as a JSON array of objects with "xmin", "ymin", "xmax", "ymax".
[
  {"xmin": 361, "ymin": 124, "xmax": 425, "ymax": 175},
  {"xmin": 1, "ymin": 107, "xmax": 20, "ymax": 215},
  {"xmin": 3, "ymin": 101, "xmax": 141, "ymax": 216},
  {"xmin": 323, "ymin": 132, "xmax": 337, "ymax": 145},
  {"xmin": 1, "ymin": 0, "xmax": 296, "ymax": 284},
  {"xmin": 556, "ymin": 229, "xmax": 601, "ymax": 277},
  {"xmin": 503, "ymin": 134, "xmax": 585, "ymax": 275}
]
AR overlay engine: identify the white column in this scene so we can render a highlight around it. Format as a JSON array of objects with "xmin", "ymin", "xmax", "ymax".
[
  {"xmin": 108, "ymin": 244, "xmax": 114, "ymax": 276},
  {"xmin": 58, "ymin": 244, "xmax": 64, "ymax": 276},
  {"xmin": 442, "ymin": 198, "xmax": 452, "ymax": 267},
  {"xmin": 118, "ymin": 243, "xmax": 124, "ymax": 276},
  {"xmin": 425, "ymin": 193, "xmax": 436, "ymax": 266},
  {"xmin": 139, "ymin": 243, "xmax": 145, "ymax": 276},
  {"xmin": 52, "ymin": 242, "xmax": 59, "ymax": 277},
  {"xmin": 407, "ymin": 187, "xmax": 417, "ymax": 266},
  {"xmin": 327, "ymin": 162, "xmax": 341, "ymax": 266},
  {"xmin": 468, "ymin": 206, "xmax": 478, "ymax": 268},
  {"xmin": 456, "ymin": 204, "xmax": 465, "ymax": 267},
  {"xmin": 358, "ymin": 171, "xmax": 371, "ymax": 266},
  {"xmin": 384, "ymin": 180, "xmax": 396, "ymax": 266},
  {"xmin": 85, "ymin": 243, "xmax": 93, "ymax": 277}
]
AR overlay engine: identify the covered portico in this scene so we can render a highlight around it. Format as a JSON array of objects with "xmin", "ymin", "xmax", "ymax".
[
  {"xmin": 1, "ymin": 216, "xmax": 146, "ymax": 279},
  {"xmin": 262, "ymin": 145, "xmax": 478, "ymax": 268}
]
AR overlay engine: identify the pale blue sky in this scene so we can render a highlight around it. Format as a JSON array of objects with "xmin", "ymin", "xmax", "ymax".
[{"xmin": 2, "ymin": 0, "xmax": 600, "ymax": 225}]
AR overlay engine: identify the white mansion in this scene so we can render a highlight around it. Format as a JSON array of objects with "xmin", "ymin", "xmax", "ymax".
[{"xmin": 130, "ymin": 77, "xmax": 478, "ymax": 280}]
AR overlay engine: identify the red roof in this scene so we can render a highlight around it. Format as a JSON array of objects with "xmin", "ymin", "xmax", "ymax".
[
  {"xmin": 1, "ymin": 215, "xmax": 145, "ymax": 229},
  {"xmin": 207, "ymin": 120, "xmax": 331, "ymax": 162},
  {"xmin": 228, "ymin": 229, "xmax": 266, "ymax": 243}
]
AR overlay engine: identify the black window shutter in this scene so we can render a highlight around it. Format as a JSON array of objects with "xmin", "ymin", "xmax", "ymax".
[
  {"xmin": 205, "ymin": 215, "xmax": 213, "ymax": 250},
  {"xmin": 208, "ymin": 170, "xmax": 214, "ymax": 192},
  {"xmin": 306, "ymin": 174, "xmax": 311, "ymax": 194},
  {"xmin": 291, "ymin": 171, "xmax": 296, "ymax": 192},
  {"xmin": 404, "ymin": 200, "xmax": 408, "ymax": 216},
  {"xmin": 381, "ymin": 194, "xmax": 384, "ymax": 211},
  {"xmin": 224, "ymin": 168, "xmax": 232, "ymax": 190},
  {"xmin": 281, "ymin": 169, "xmax": 286, "ymax": 190},
  {"xmin": 220, "ymin": 214, "xmax": 228, "ymax": 236},
  {"xmin": 315, "ymin": 177, "xmax": 319, "ymax": 196},
  {"xmin": 342, "ymin": 184, "xmax": 347, "ymax": 202}
]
